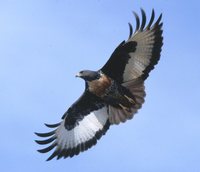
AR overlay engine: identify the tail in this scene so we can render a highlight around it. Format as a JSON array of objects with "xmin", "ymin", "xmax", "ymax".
[{"xmin": 108, "ymin": 78, "xmax": 146, "ymax": 124}]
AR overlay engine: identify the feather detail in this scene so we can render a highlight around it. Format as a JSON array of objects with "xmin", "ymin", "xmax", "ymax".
[
  {"xmin": 36, "ymin": 106, "xmax": 110, "ymax": 161},
  {"xmin": 101, "ymin": 9, "xmax": 163, "ymax": 83},
  {"xmin": 109, "ymin": 78, "xmax": 145, "ymax": 124}
]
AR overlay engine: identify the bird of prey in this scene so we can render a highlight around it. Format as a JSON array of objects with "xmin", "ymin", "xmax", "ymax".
[{"xmin": 35, "ymin": 9, "xmax": 163, "ymax": 161}]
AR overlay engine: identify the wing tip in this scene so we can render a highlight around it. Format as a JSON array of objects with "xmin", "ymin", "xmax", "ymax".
[
  {"xmin": 132, "ymin": 11, "xmax": 140, "ymax": 33},
  {"xmin": 46, "ymin": 149, "xmax": 60, "ymax": 161},
  {"xmin": 35, "ymin": 136, "xmax": 56, "ymax": 145},
  {"xmin": 44, "ymin": 122, "xmax": 61, "ymax": 128},
  {"xmin": 34, "ymin": 130, "xmax": 56, "ymax": 137},
  {"xmin": 128, "ymin": 22, "xmax": 133, "ymax": 39},
  {"xmin": 35, "ymin": 117, "xmax": 110, "ymax": 161},
  {"xmin": 129, "ymin": 9, "xmax": 163, "ymax": 38},
  {"xmin": 37, "ymin": 142, "xmax": 57, "ymax": 154},
  {"xmin": 140, "ymin": 8, "xmax": 146, "ymax": 31}
]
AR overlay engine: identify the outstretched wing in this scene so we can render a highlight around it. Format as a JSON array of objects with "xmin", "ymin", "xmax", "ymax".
[
  {"xmin": 101, "ymin": 9, "xmax": 163, "ymax": 83},
  {"xmin": 35, "ymin": 91, "xmax": 110, "ymax": 161}
]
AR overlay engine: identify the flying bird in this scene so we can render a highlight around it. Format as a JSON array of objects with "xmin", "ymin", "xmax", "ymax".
[{"xmin": 35, "ymin": 9, "xmax": 163, "ymax": 161}]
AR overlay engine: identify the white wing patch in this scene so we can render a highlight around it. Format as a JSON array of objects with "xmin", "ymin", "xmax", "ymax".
[
  {"xmin": 124, "ymin": 31, "xmax": 155, "ymax": 81},
  {"xmin": 56, "ymin": 107, "xmax": 108, "ymax": 149},
  {"xmin": 123, "ymin": 9, "xmax": 163, "ymax": 82},
  {"xmin": 36, "ymin": 106, "xmax": 109, "ymax": 160}
]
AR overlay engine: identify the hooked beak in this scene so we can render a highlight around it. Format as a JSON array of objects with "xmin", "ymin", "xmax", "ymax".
[{"xmin": 75, "ymin": 72, "xmax": 82, "ymax": 78}]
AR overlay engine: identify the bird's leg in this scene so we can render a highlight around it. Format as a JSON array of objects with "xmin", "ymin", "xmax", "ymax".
[
  {"xmin": 119, "ymin": 103, "xmax": 131, "ymax": 112},
  {"xmin": 124, "ymin": 95, "xmax": 136, "ymax": 104}
]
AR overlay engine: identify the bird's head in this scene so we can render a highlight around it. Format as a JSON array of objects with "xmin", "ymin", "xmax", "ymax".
[{"xmin": 76, "ymin": 70, "xmax": 101, "ymax": 81}]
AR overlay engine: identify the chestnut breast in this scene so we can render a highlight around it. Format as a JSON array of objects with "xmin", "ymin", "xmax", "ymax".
[{"xmin": 88, "ymin": 74, "xmax": 112, "ymax": 97}]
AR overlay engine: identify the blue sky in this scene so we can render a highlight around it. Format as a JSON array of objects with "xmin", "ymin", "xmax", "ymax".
[{"xmin": 0, "ymin": 0, "xmax": 200, "ymax": 171}]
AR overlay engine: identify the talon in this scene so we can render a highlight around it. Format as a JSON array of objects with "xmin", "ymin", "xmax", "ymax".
[
  {"xmin": 119, "ymin": 104, "xmax": 130, "ymax": 111},
  {"xmin": 124, "ymin": 95, "xmax": 135, "ymax": 104}
]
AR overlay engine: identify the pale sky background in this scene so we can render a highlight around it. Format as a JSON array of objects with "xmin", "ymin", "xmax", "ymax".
[{"xmin": 0, "ymin": 0, "xmax": 200, "ymax": 172}]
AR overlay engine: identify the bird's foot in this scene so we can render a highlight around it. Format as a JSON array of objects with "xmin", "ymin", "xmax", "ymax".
[{"xmin": 124, "ymin": 95, "xmax": 135, "ymax": 104}]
